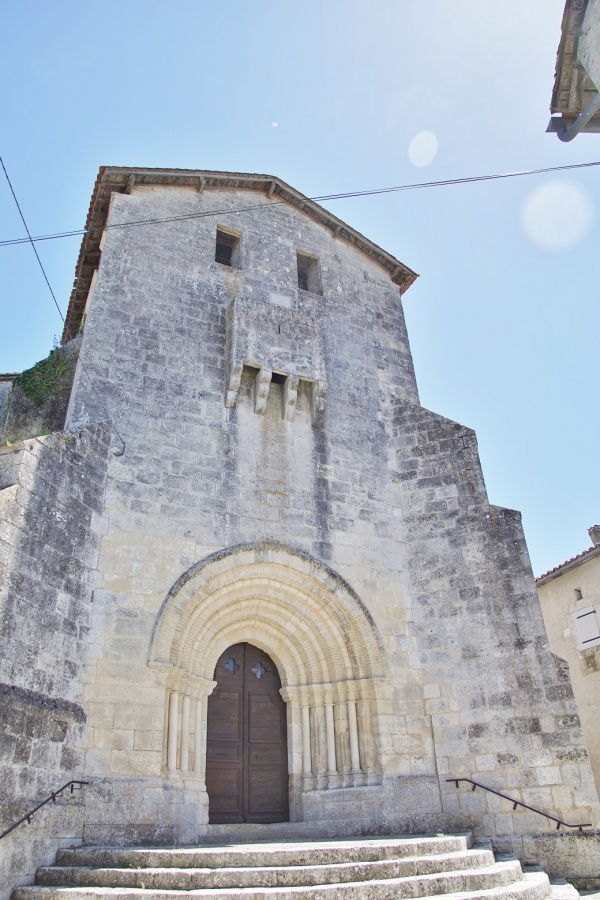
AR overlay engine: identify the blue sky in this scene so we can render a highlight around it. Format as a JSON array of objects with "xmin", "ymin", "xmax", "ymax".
[{"xmin": 1, "ymin": 0, "xmax": 599, "ymax": 575}]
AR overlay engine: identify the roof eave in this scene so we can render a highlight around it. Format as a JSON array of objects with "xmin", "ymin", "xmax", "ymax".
[
  {"xmin": 62, "ymin": 167, "xmax": 419, "ymax": 343},
  {"xmin": 536, "ymin": 544, "xmax": 600, "ymax": 585}
]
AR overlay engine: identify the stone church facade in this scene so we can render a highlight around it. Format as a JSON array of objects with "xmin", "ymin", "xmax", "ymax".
[{"xmin": 1, "ymin": 168, "xmax": 598, "ymax": 892}]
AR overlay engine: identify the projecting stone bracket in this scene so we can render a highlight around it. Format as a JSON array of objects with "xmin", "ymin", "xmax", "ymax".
[
  {"xmin": 225, "ymin": 362, "xmax": 244, "ymax": 410},
  {"xmin": 282, "ymin": 375, "xmax": 299, "ymax": 423},
  {"xmin": 226, "ymin": 365, "xmax": 325, "ymax": 425},
  {"xmin": 225, "ymin": 297, "xmax": 328, "ymax": 426},
  {"xmin": 254, "ymin": 367, "xmax": 272, "ymax": 415},
  {"xmin": 310, "ymin": 381, "xmax": 327, "ymax": 429}
]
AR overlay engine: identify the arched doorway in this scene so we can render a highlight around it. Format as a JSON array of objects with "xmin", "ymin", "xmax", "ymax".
[
  {"xmin": 206, "ymin": 643, "xmax": 288, "ymax": 824},
  {"xmin": 151, "ymin": 543, "xmax": 389, "ymax": 824}
]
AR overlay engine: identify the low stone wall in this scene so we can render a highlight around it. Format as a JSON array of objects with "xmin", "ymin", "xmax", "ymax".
[
  {"xmin": 0, "ymin": 380, "xmax": 13, "ymax": 434},
  {"xmin": 0, "ymin": 683, "xmax": 88, "ymax": 897},
  {"xmin": 1, "ymin": 335, "xmax": 81, "ymax": 443},
  {"xmin": 492, "ymin": 830, "xmax": 600, "ymax": 885},
  {"xmin": 0, "ymin": 423, "xmax": 110, "ymax": 899}
]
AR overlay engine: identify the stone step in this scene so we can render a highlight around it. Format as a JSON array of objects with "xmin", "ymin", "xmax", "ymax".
[
  {"xmin": 548, "ymin": 881, "xmax": 580, "ymax": 900},
  {"xmin": 35, "ymin": 848, "xmax": 496, "ymax": 890},
  {"xmin": 11, "ymin": 836, "xmax": 552, "ymax": 900},
  {"xmin": 11, "ymin": 871, "xmax": 552, "ymax": 900},
  {"xmin": 55, "ymin": 835, "xmax": 471, "ymax": 870},
  {"xmin": 203, "ymin": 823, "xmax": 333, "ymax": 844}
]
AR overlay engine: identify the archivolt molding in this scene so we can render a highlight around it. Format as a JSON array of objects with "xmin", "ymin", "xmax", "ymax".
[
  {"xmin": 150, "ymin": 542, "xmax": 388, "ymax": 689},
  {"xmin": 150, "ymin": 543, "xmax": 389, "ymax": 790}
]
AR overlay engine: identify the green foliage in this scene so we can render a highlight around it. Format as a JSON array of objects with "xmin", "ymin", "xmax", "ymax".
[
  {"xmin": 2, "ymin": 419, "xmax": 47, "ymax": 446},
  {"xmin": 12, "ymin": 349, "xmax": 71, "ymax": 409}
]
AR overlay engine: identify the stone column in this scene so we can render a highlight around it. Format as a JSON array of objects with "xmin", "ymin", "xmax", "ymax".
[
  {"xmin": 358, "ymin": 688, "xmax": 380, "ymax": 785},
  {"xmin": 180, "ymin": 695, "xmax": 190, "ymax": 773},
  {"xmin": 194, "ymin": 697, "xmax": 204, "ymax": 777},
  {"xmin": 301, "ymin": 704, "xmax": 312, "ymax": 775},
  {"xmin": 167, "ymin": 690, "xmax": 179, "ymax": 774},
  {"xmin": 324, "ymin": 691, "xmax": 337, "ymax": 776},
  {"xmin": 311, "ymin": 688, "xmax": 328, "ymax": 789},
  {"xmin": 347, "ymin": 699, "xmax": 361, "ymax": 773}
]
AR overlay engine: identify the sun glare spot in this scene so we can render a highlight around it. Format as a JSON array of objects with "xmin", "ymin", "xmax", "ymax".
[
  {"xmin": 521, "ymin": 181, "xmax": 593, "ymax": 251},
  {"xmin": 408, "ymin": 131, "xmax": 438, "ymax": 167}
]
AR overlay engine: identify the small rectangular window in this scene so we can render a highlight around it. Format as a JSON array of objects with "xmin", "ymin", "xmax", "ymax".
[
  {"xmin": 297, "ymin": 252, "xmax": 322, "ymax": 295},
  {"xmin": 216, "ymin": 228, "xmax": 240, "ymax": 268},
  {"xmin": 573, "ymin": 606, "xmax": 600, "ymax": 650}
]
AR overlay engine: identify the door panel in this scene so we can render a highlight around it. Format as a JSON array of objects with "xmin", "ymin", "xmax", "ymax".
[
  {"xmin": 207, "ymin": 690, "xmax": 242, "ymax": 740},
  {"xmin": 247, "ymin": 693, "xmax": 284, "ymax": 740},
  {"xmin": 206, "ymin": 643, "xmax": 288, "ymax": 823},
  {"xmin": 248, "ymin": 768, "xmax": 287, "ymax": 812}
]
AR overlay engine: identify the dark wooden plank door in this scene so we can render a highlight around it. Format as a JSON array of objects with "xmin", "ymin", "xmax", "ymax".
[{"xmin": 206, "ymin": 643, "xmax": 288, "ymax": 824}]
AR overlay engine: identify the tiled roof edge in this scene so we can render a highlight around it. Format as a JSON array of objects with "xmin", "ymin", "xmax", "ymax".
[{"xmin": 536, "ymin": 543, "xmax": 600, "ymax": 584}]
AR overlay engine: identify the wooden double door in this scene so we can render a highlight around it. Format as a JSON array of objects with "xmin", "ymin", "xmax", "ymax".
[{"xmin": 206, "ymin": 643, "xmax": 289, "ymax": 823}]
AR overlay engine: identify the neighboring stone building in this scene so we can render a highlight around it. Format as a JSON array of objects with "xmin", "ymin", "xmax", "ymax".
[
  {"xmin": 1, "ymin": 167, "xmax": 599, "ymax": 894},
  {"xmin": 537, "ymin": 526, "xmax": 600, "ymax": 797}
]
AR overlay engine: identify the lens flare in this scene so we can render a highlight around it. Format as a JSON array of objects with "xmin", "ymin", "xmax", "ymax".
[
  {"xmin": 521, "ymin": 181, "xmax": 593, "ymax": 251},
  {"xmin": 408, "ymin": 131, "xmax": 438, "ymax": 167}
]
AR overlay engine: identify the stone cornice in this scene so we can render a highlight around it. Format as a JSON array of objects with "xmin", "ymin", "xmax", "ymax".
[{"xmin": 62, "ymin": 167, "xmax": 419, "ymax": 343}]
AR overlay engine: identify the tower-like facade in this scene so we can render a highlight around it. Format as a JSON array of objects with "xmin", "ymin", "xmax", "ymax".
[{"xmin": 1, "ymin": 168, "xmax": 598, "ymax": 892}]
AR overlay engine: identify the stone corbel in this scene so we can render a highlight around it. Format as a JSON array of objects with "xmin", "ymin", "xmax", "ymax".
[
  {"xmin": 254, "ymin": 367, "xmax": 272, "ymax": 414},
  {"xmin": 283, "ymin": 375, "xmax": 299, "ymax": 422},
  {"xmin": 310, "ymin": 381, "xmax": 327, "ymax": 428},
  {"xmin": 225, "ymin": 362, "xmax": 243, "ymax": 409}
]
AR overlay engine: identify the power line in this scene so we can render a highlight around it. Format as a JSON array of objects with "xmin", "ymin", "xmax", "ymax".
[
  {"xmin": 0, "ymin": 156, "xmax": 65, "ymax": 320},
  {"xmin": 0, "ymin": 154, "xmax": 126, "ymax": 452},
  {"xmin": 1, "ymin": 159, "xmax": 599, "ymax": 250}
]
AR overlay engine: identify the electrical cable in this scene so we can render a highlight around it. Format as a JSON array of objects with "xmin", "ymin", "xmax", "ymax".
[
  {"xmin": 0, "ymin": 159, "xmax": 599, "ymax": 249},
  {"xmin": 0, "ymin": 156, "xmax": 65, "ymax": 319},
  {"xmin": 0, "ymin": 154, "xmax": 126, "ymax": 452},
  {"xmin": 2, "ymin": 154, "xmax": 600, "ymax": 454}
]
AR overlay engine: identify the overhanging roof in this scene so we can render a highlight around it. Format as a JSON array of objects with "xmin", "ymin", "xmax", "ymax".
[
  {"xmin": 62, "ymin": 167, "xmax": 419, "ymax": 342},
  {"xmin": 548, "ymin": 0, "xmax": 600, "ymax": 134}
]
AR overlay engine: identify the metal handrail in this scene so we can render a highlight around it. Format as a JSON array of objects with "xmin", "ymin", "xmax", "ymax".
[
  {"xmin": 447, "ymin": 777, "xmax": 591, "ymax": 832},
  {"xmin": 0, "ymin": 780, "xmax": 88, "ymax": 841}
]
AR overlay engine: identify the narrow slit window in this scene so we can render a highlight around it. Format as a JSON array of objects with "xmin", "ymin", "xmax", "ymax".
[
  {"xmin": 297, "ymin": 252, "xmax": 322, "ymax": 294},
  {"xmin": 216, "ymin": 229, "xmax": 240, "ymax": 268}
]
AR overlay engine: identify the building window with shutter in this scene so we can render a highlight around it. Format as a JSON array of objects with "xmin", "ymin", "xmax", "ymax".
[{"xmin": 573, "ymin": 605, "xmax": 600, "ymax": 650}]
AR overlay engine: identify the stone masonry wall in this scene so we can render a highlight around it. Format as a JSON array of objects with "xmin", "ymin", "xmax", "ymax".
[
  {"xmin": 0, "ymin": 425, "xmax": 110, "ymax": 898},
  {"xmin": 54, "ymin": 180, "xmax": 600, "ymax": 865},
  {"xmin": 390, "ymin": 400, "xmax": 600, "ymax": 838},
  {"xmin": 63, "ymin": 184, "xmax": 436, "ymax": 840}
]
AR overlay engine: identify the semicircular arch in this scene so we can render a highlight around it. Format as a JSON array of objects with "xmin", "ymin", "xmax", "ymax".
[{"xmin": 149, "ymin": 542, "xmax": 387, "ymax": 689}]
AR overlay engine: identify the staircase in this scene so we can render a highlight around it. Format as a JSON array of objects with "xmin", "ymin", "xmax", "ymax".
[{"xmin": 12, "ymin": 834, "xmax": 552, "ymax": 900}]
